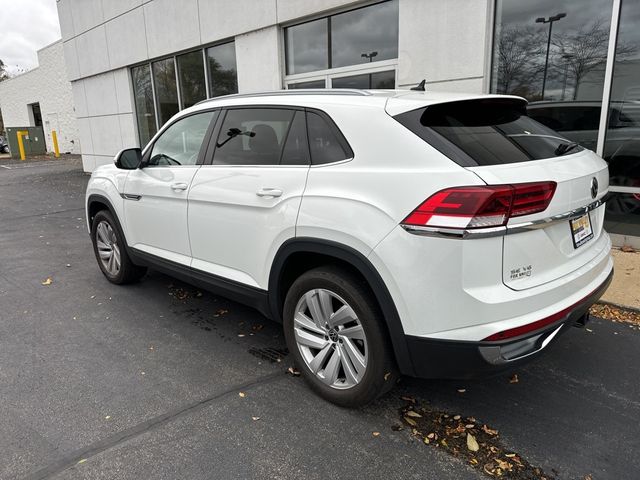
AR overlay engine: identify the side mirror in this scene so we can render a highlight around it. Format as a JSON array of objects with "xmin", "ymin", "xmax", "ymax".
[{"xmin": 114, "ymin": 148, "xmax": 142, "ymax": 170}]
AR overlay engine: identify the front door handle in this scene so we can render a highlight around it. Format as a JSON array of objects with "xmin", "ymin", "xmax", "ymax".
[
  {"xmin": 256, "ymin": 187, "xmax": 283, "ymax": 198},
  {"xmin": 171, "ymin": 182, "xmax": 188, "ymax": 191}
]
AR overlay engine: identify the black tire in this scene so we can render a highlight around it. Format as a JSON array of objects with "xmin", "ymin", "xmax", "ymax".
[
  {"xmin": 90, "ymin": 210, "xmax": 147, "ymax": 284},
  {"xmin": 283, "ymin": 266, "xmax": 398, "ymax": 407}
]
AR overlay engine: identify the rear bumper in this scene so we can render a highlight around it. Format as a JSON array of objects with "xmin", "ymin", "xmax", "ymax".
[{"xmin": 404, "ymin": 268, "xmax": 613, "ymax": 379}]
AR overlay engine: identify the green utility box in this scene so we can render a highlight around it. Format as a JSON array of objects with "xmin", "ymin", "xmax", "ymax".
[{"xmin": 5, "ymin": 126, "xmax": 47, "ymax": 159}]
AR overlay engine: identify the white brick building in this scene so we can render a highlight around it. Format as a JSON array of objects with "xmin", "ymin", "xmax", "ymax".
[{"xmin": 0, "ymin": 41, "xmax": 79, "ymax": 154}]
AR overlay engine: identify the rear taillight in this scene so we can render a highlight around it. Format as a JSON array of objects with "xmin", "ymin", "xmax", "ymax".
[{"xmin": 402, "ymin": 182, "xmax": 556, "ymax": 230}]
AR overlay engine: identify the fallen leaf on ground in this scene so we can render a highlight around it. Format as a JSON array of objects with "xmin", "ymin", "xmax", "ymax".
[
  {"xmin": 405, "ymin": 410, "xmax": 422, "ymax": 418},
  {"xmin": 252, "ymin": 416, "xmax": 260, "ymax": 421},
  {"xmin": 286, "ymin": 367, "xmax": 301, "ymax": 376},
  {"xmin": 495, "ymin": 458, "xmax": 513, "ymax": 471},
  {"xmin": 41, "ymin": 277, "xmax": 53, "ymax": 286},
  {"xmin": 239, "ymin": 392, "xmax": 246, "ymax": 398},
  {"xmin": 77, "ymin": 459, "xmax": 87, "ymax": 465},
  {"xmin": 372, "ymin": 431, "xmax": 380, "ymax": 437},
  {"xmin": 400, "ymin": 395, "xmax": 416, "ymax": 403},
  {"xmin": 509, "ymin": 374, "xmax": 519, "ymax": 384},
  {"xmin": 466, "ymin": 433, "xmax": 480, "ymax": 452},
  {"xmin": 404, "ymin": 416, "xmax": 417, "ymax": 426},
  {"xmin": 482, "ymin": 425, "xmax": 498, "ymax": 436}
]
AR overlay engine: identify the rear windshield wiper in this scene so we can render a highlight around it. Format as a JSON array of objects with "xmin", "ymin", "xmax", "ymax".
[{"xmin": 555, "ymin": 141, "xmax": 581, "ymax": 156}]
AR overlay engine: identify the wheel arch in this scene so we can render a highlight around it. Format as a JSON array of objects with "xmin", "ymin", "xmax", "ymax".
[
  {"xmin": 87, "ymin": 194, "xmax": 129, "ymax": 247},
  {"xmin": 269, "ymin": 238, "xmax": 415, "ymax": 375}
]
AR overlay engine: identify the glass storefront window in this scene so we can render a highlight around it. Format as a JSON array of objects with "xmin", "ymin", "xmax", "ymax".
[
  {"xmin": 132, "ymin": 43, "xmax": 238, "ymax": 145},
  {"xmin": 285, "ymin": 18, "xmax": 328, "ymax": 75},
  {"xmin": 603, "ymin": 0, "xmax": 640, "ymax": 234},
  {"xmin": 177, "ymin": 51, "xmax": 206, "ymax": 109},
  {"xmin": 131, "ymin": 64, "xmax": 157, "ymax": 147},
  {"xmin": 331, "ymin": 70, "xmax": 395, "ymax": 89},
  {"xmin": 287, "ymin": 80, "xmax": 327, "ymax": 89},
  {"xmin": 152, "ymin": 58, "xmax": 179, "ymax": 125},
  {"xmin": 206, "ymin": 42, "xmax": 238, "ymax": 97},
  {"xmin": 284, "ymin": 1, "xmax": 398, "ymax": 78},
  {"xmin": 492, "ymin": 0, "xmax": 612, "ymax": 152},
  {"xmin": 331, "ymin": 1, "xmax": 399, "ymax": 69}
]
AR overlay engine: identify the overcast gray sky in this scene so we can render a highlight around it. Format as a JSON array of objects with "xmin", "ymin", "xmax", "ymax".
[{"xmin": 0, "ymin": 0, "xmax": 61, "ymax": 75}]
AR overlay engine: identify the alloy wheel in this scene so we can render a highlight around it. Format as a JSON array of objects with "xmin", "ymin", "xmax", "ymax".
[
  {"xmin": 293, "ymin": 288, "xmax": 368, "ymax": 389},
  {"xmin": 96, "ymin": 220, "xmax": 121, "ymax": 276}
]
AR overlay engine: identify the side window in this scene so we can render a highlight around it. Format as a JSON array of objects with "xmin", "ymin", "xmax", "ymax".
[
  {"xmin": 213, "ymin": 108, "xmax": 296, "ymax": 166},
  {"xmin": 306, "ymin": 111, "xmax": 351, "ymax": 164},
  {"xmin": 149, "ymin": 111, "xmax": 216, "ymax": 166},
  {"xmin": 281, "ymin": 111, "xmax": 311, "ymax": 165}
]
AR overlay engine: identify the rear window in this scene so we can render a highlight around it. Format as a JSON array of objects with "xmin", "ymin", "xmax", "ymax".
[{"xmin": 394, "ymin": 99, "xmax": 582, "ymax": 167}]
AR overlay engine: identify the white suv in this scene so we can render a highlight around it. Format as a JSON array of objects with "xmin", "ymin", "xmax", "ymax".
[{"xmin": 86, "ymin": 90, "xmax": 613, "ymax": 407}]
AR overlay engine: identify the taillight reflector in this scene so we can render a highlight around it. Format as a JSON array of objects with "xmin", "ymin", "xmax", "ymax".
[
  {"xmin": 402, "ymin": 182, "xmax": 556, "ymax": 230},
  {"xmin": 483, "ymin": 283, "xmax": 598, "ymax": 342}
]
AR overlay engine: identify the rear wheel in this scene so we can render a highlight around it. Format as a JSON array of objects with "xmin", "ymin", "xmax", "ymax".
[
  {"xmin": 283, "ymin": 266, "xmax": 397, "ymax": 407},
  {"xmin": 90, "ymin": 210, "xmax": 146, "ymax": 284}
]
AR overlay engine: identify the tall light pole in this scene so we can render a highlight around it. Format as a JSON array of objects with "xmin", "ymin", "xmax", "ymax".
[
  {"xmin": 535, "ymin": 13, "xmax": 566, "ymax": 100},
  {"xmin": 361, "ymin": 51, "xmax": 378, "ymax": 63},
  {"xmin": 361, "ymin": 52, "xmax": 378, "ymax": 88}
]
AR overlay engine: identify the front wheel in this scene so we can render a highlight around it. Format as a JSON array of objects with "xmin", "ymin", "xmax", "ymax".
[
  {"xmin": 90, "ymin": 210, "xmax": 146, "ymax": 284},
  {"xmin": 283, "ymin": 266, "xmax": 397, "ymax": 407}
]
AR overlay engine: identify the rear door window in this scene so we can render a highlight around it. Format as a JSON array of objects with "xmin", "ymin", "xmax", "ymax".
[
  {"xmin": 394, "ymin": 99, "xmax": 582, "ymax": 166},
  {"xmin": 212, "ymin": 108, "xmax": 296, "ymax": 166}
]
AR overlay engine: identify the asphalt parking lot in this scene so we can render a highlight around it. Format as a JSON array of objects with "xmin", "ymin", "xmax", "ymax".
[{"xmin": 1, "ymin": 157, "xmax": 639, "ymax": 480}]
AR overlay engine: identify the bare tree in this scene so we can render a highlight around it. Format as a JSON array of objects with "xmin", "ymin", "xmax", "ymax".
[
  {"xmin": 554, "ymin": 20, "xmax": 636, "ymax": 100},
  {"xmin": 0, "ymin": 59, "xmax": 9, "ymax": 82},
  {"xmin": 495, "ymin": 25, "xmax": 546, "ymax": 97}
]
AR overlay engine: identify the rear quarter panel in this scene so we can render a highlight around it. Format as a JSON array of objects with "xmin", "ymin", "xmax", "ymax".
[{"xmin": 296, "ymin": 105, "xmax": 484, "ymax": 255}]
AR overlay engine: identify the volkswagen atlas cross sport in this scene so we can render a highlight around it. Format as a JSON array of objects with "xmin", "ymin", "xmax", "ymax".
[{"xmin": 86, "ymin": 89, "xmax": 613, "ymax": 407}]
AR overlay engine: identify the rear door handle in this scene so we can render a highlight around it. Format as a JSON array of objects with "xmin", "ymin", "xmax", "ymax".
[
  {"xmin": 171, "ymin": 182, "xmax": 188, "ymax": 191},
  {"xmin": 256, "ymin": 188, "xmax": 283, "ymax": 198}
]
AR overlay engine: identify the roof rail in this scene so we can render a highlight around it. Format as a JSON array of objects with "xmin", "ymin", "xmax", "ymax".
[{"xmin": 195, "ymin": 89, "xmax": 371, "ymax": 105}]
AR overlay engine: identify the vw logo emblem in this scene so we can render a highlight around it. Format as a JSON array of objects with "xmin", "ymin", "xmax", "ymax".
[{"xmin": 591, "ymin": 177, "xmax": 598, "ymax": 199}]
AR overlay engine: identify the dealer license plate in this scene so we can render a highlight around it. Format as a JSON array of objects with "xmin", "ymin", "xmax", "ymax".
[{"xmin": 570, "ymin": 213, "xmax": 593, "ymax": 249}]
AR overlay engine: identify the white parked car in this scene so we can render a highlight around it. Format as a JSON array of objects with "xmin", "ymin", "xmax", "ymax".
[{"xmin": 86, "ymin": 90, "xmax": 613, "ymax": 407}]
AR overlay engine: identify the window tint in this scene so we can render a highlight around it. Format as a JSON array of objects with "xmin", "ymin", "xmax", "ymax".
[
  {"xmin": 281, "ymin": 112, "xmax": 310, "ymax": 165},
  {"xmin": 213, "ymin": 109, "xmax": 296, "ymax": 166},
  {"xmin": 283, "ymin": 0, "xmax": 398, "ymax": 75},
  {"xmin": 177, "ymin": 51, "xmax": 206, "ymax": 108},
  {"xmin": 149, "ymin": 111, "xmax": 216, "ymax": 167},
  {"xmin": 331, "ymin": 70, "xmax": 395, "ymax": 89},
  {"xmin": 207, "ymin": 42, "xmax": 238, "ymax": 97},
  {"xmin": 306, "ymin": 112, "xmax": 351, "ymax": 164},
  {"xmin": 132, "ymin": 64, "xmax": 157, "ymax": 146},
  {"xmin": 152, "ymin": 58, "xmax": 179, "ymax": 124},
  {"xmin": 285, "ymin": 18, "xmax": 328, "ymax": 75},
  {"xmin": 287, "ymin": 80, "xmax": 327, "ymax": 89},
  {"xmin": 331, "ymin": 0, "xmax": 399, "ymax": 69},
  {"xmin": 394, "ymin": 99, "xmax": 581, "ymax": 166}
]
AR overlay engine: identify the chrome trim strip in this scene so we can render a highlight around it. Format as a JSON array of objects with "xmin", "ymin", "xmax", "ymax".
[
  {"xmin": 402, "ymin": 197, "xmax": 607, "ymax": 239},
  {"xmin": 401, "ymin": 224, "xmax": 506, "ymax": 239},
  {"xmin": 121, "ymin": 193, "xmax": 142, "ymax": 201}
]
